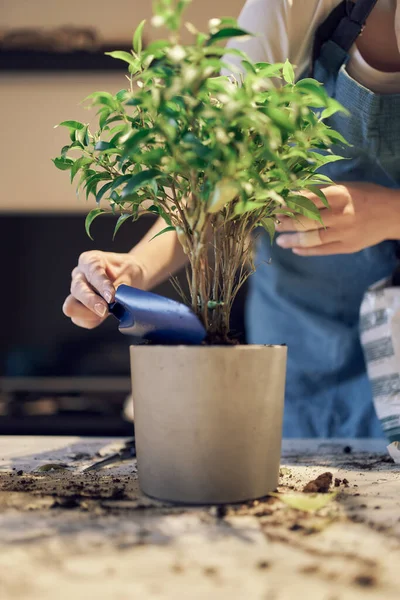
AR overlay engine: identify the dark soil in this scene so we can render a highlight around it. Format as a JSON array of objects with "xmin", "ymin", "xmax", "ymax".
[
  {"xmin": 203, "ymin": 333, "xmax": 240, "ymax": 346},
  {"xmin": 353, "ymin": 574, "xmax": 377, "ymax": 587},
  {"xmin": 303, "ymin": 472, "xmax": 333, "ymax": 493}
]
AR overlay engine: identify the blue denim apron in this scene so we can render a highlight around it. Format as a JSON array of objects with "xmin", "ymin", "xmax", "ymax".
[{"xmin": 246, "ymin": 0, "xmax": 400, "ymax": 437}]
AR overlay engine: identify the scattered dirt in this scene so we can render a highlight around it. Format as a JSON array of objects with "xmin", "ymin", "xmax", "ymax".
[
  {"xmin": 216, "ymin": 505, "xmax": 227, "ymax": 519},
  {"xmin": 0, "ymin": 471, "xmax": 139, "ymax": 509},
  {"xmin": 204, "ymin": 566, "xmax": 218, "ymax": 577},
  {"xmin": 342, "ymin": 478, "xmax": 349, "ymax": 487},
  {"xmin": 51, "ymin": 496, "xmax": 82, "ymax": 509},
  {"xmin": 171, "ymin": 564, "xmax": 184, "ymax": 574},
  {"xmin": 256, "ymin": 560, "xmax": 270, "ymax": 570},
  {"xmin": 334, "ymin": 478, "xmax": 341, "ymax": 487},
  {"xmin": 353, "ymin": 574, "xmax": 377, "ymax": 587},
  {"xmin": 299, "ymin": 564, "xmax": 319, "ymax": 574},
  {"xmin": 303, "ymin": 472, "xmax": 333, "ymax": 493}
]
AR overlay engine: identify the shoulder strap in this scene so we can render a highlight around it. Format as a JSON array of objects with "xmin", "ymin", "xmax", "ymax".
[
  {"xmin": 331, "ymin": 0, "xmax": 379, "ymax": 52},
  {"xmin": 312, "ymin": 0, "xmax": 378, "ymax": 67}
]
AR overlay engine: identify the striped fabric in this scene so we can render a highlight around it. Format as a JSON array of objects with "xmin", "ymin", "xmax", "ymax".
[{"xmin": 360, "ymin": 278, "xmax": 400, "ymax": 443}]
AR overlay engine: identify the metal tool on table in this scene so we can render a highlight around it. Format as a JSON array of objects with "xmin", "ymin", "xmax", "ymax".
[
  {"xmin": 107, "ymin": 284, "xmax": 206, "ymax": 345},
  {"xmin": 83, "ymin": 286, "xmax": 206, "ymax": 472},
  {"xmin": 82, "ymin": 437, "xmax": 136, "ymax": 472}
]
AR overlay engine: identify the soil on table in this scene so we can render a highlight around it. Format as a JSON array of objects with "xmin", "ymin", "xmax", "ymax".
[{"xmin": 303, "ymin": 472, "xmax": 333, "ymax": 493}]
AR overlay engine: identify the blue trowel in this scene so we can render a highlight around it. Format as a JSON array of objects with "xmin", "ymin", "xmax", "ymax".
[{"xmin": 108, "ymin": 284, "xmax": 206, "ymax": 345}]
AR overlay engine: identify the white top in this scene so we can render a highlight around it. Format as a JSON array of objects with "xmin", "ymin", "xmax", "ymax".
[{"xmin": 226, "ymin": 0, "xmax": 400, "ymax": 94}]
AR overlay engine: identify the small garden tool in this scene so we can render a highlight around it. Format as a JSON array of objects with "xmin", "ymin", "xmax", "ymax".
[
  {"xmin": 108, "ymin": 284, "xmax": 206, "ymax": 345},
  {"xmin": 82, "ymin": 437, "xmax": 136, "ymax": 472}
]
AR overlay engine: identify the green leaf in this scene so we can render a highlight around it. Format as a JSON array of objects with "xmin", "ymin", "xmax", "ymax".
[
  {"xmin": 282, "ymin": 59, "xmax": 295, "ymax": 85},
  {"xmin": 146, "ymin": 204, "xmax": 172, "ymax": 226},
  {"xmin": 56, "ymin": 120, "xmax": 85, "ymax": 135},
  {"xmin": 182, "ymin": 133, "xmax": 210, "ymax": 161},
  {"xmin": 256, "ymin": 62, "xmax": 285, "ymax": 78},
  {"xmin": 96, "ymin": 180, "xmax": 115, "ymax": 205},
  {"xmin": 294, "ymin": 79, "xmax": 328, "ymax": 106},
  {"xmin": 307, "ymin": 173, "xmax": 333, "ymax": 185},
  {"xmin": 308, "ymin": 151, "xmax": 345, "ymax": 167},
  {"xmin": 94, "ymin": 141, "xmax": 116, "ymax": 151},
  {"xmin": 70, "ymin": 157, "xmax": 92, "ymax": 183},
  {"xmin": 321, "ymin": 98, "xmax": 349, "ymax": 120},
  {"xmin": 113, "ymin": 213, "xmax": 132, "ymax": 239},
  {"xmin": 99, "ymin": 148, "xmax": 123, "ymax": 156},
  {"xmin": 115, "ymin": 89, "xmax": 128, "ymax": 102},
  {"xmin": 266, "ymin": 107, "xmax": 295, "ymax": 132},
  {"xmin": 53, "ymin": 157, "xmax": 74, "ymax": 171},
  {"xmin": 105, "ymin": 50, "xmax": 137, "ymax": 67},
  {"xmin": 234, "ymin": 201, "xmax": 266, "ymax": 216},
  {"xmin": 133, "ymin": 20, "xmax": 146, "ymax": 54},
  {"xmin": 279, "ymin": 467, "xmax": 292, "ymax": 476},
  {"xmin": 286, "ymin": 194, "xmax": 322, "ymax": 222},
  {"xmin": 76, "ymin": 125, "xmax": 90, "ymax": 146},
  {"xmin": 261, "ymin": 218, "xmax": 275, "ymax": 243},
  {"xmin": 270, "ymin": 492, "xmax": 337, "ymax": 512},
  {"xmin": 144, "ymin": 39, "xmax": 171, "ymax": 56},
  {"xmin": 149, "ymin": 226, "xmax": 175, "ymax": 241},
  {"xmin": 99, "ymin": 108, "xmax": 112, "ymax": 129},
  {"xmin": 139, "ymin": 148, "xmax": 165, "ymax": 166},
  {"xmin": 85, "ymin": 91, "xmax": 118, "ymax": 110},
  {"xmin": 324, "ymin": 128, "xmax": 350, "ymax": 146},
  {"xmin": 207, "ymin": 27, "xmax": 252, "ymax": 45},
  {"xmin": 85, "ymin": 208, "xmax": 107, "ymax": 240},
  {"xmin": 111, "ymin": 174, "xmax": 132, "ymax": 191},
  {"xmin": 84, "ymin": 173, "xmax": 112, "ymax": 200},
  {"xmin": 241, "ymin": 60, "xmax": 257, "ymax": 74},
  {"xmin": 121, "ymin": 169, "xmax": 162, "ymax": 198},
  {"xmin": 123, "ymin": 129, "xmax": 156, "ymax": 155},
  {"xmin": 308, "ymin": 186, "xmax": 329, "ymax": 208}
]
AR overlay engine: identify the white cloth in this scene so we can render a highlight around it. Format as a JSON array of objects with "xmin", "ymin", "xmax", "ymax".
[{"xmin": 225, "ymin": 0, "xmax": 400, "ymax": 93}]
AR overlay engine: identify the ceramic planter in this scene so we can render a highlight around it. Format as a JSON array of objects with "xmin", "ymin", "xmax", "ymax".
[{"xmin": 130, "ymin": 345, "xmax": 287, "ymax": 504}]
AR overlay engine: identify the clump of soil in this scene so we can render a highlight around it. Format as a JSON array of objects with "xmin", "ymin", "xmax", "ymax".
[
  {"xmin": 203, "ymin": 333, "xmax": 240, "ymax": 346},
  {"xmin": 303, "ymin": 472, "xmax": 333, "ymax": 493},
  {"xmin": 353, "ymin": 574, "xmax": 377, "ymax": 587}
]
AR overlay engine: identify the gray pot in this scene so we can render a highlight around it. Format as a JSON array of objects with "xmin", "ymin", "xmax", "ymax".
[{"xmin": 130, "ymin": 345, "xmax": 287, "ymax": 505}]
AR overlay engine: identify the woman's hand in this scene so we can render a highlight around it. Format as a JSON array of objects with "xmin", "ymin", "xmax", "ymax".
[
  {"xmin": 62, "ymin": 251, "xmax": 146, "ymax": 329},
  {"xmin": 275, "ymin": 183, "xmax": 399, "ymax": 256}
]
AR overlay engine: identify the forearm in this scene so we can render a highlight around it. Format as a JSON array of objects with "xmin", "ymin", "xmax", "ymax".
[
  {"xmin": 384, "ymin": 188, "xmax": 400, "ymax": 239},
  {"xmin": 129, "ymin": 217, "xmax": 188, "ymax": 290}
]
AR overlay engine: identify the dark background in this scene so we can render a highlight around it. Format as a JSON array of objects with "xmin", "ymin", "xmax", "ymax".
[{"xmin": 0, "ymin": 214, "xmax": 247, "ymax": 435}]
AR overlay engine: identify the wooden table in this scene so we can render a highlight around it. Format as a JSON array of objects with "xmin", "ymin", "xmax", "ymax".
[{"xmin": 0, "ymin": 436, "xmax": 399, "ymax": 600}]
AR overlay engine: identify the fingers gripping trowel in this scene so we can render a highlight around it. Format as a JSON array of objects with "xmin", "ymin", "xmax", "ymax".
[{"xmin": 108, "ymin": 284, "xmax": 206, "ymax": 345}]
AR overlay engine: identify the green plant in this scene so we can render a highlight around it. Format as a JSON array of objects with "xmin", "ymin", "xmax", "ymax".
[{"xmin": 53, "ymin": 0, "xmax": 346, "ymax": 342}]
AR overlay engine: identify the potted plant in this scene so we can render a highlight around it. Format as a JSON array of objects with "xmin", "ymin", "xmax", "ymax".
[{"xmin": 54, "ymin": 0, "xmax": 345, "ymax": 504}]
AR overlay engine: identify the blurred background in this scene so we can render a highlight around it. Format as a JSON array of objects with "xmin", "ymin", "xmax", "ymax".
[{"xmin": 0, "ymin": 0, "xmax": 246, "ymax": 436}]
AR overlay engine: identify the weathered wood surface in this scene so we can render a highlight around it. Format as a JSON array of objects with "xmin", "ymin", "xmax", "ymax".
[{"xmin": 0, "ymin": 436, "xmax": 399, "ymax": 600}]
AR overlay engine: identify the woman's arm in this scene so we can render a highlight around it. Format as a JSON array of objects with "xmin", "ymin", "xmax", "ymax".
[{"xmin": 129, "ymin": 217, "xmax": 188, "ymax": 290}]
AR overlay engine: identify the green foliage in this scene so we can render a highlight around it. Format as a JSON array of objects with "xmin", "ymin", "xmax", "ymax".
[{"xmin": 53, "ymin": 0, "xmax": 347, "ymax": 337}]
